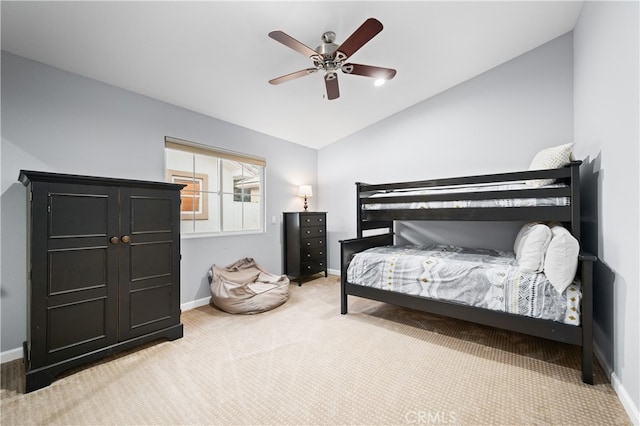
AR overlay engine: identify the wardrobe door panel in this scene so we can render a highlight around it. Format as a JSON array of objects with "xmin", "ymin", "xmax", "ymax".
[
  {"xmin": 130, "ymin": 286, "xmax": 173, "ymax": 329},
  {"xmin": 129, "ymin": 242, "xmax": 172, "ymax": 282},
  {"xmin": 118, "ymin": 187, "xmax": 181, "ymax": 339},
  {"xmin": 29, "ymin": 182, "xmax": 119, "ymax": 369},
  {"xmin": 47, "ymin": 298, "xmax": 108, "ymax": 352}
]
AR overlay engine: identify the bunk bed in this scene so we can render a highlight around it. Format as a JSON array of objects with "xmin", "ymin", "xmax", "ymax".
[{"xmin": 340, "ymin": 160, "xmax": 596, "ymax": 384}]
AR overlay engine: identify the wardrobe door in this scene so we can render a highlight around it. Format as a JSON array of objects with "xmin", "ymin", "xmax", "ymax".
[
  {"xmin": 29, "ymin": 181, "xmax": 119, "ymax": 369},
  {"xmin": 118, "ymin": 186, "xmax": 181, "ymax": 340}
]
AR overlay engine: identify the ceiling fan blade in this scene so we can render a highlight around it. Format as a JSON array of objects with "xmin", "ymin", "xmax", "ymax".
[
  {"xmin": 335, "ymin": 18, "xmax": 384, "ymax": 61},
  {"xmin": 268, "ymin": 30, "xmax": 319, "ymax": 58},
  {"xmin": 325, "ymin": 73, "xmax": 340, "ymax": 100},
  {"xmin": 269, "ymin": 68, "xmax": 318, "ymax": 85},
  {"xmin": 341, "ymin": 63, "xmax": 397, "ymax": 80}
]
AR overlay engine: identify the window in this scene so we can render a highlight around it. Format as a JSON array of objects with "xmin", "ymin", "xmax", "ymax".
[{"xmin": 165, "ymin": 137, "xmax": 265, "ymax": 235}]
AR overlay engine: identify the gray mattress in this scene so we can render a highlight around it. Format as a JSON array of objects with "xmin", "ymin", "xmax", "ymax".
[{"xmin": 346, "ymin": 244, "xmax": 581, "ymax": 325}]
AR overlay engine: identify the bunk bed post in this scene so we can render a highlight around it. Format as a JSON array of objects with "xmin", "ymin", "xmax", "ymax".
[
  {"xmin": 570, "ymin": 161, "xmax": 582, "ymax": 242},
  {"xmin": 356, "ymin": 182, "xmax": 363, "ymax": 238},
  {"xmin": 340, "ymin": 242, "xmax": 349, "ymax": 315},
  {"xmin": 579, "ymin": 253, "xmax": 596, "ymax": 384}
]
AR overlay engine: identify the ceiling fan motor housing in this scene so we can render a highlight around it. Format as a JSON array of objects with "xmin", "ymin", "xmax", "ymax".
[{"xmin": 315, "ymin": 31, "xmax": 344, "ymax": 73}]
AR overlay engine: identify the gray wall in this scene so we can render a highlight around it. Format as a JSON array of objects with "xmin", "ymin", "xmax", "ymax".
[
  {"xmin": 318, "ymin": 33, "xmax": 574, "ymax": 269},
  {"xmin": 0, "ymin": 51, "xmax": 318, "ymax": 353},
  {"xmin": 574, "ymin": 1, "xmax": 639, "ymax": 419}
]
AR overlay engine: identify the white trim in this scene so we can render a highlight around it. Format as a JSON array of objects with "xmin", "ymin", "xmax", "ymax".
[
  {"xmin": 594, "ymin": 342, "xmax": 640, "ymax": 425},
  {"xmin": 1, "ymin": 347, "xmax": 24, "ymax": 364},
  {"xmin": 1, "ymin": 297, "xmax": 213, "ymax": 365},
  {"xmin": 610, "ymin": 371, "xmax": 640, "ymax": 426},
  {"xmin": 328, "ymin": 268, "xmax": 340, "ymax": 276},
  {"xmin": 180, "ymin": 296, "xmax": 211, "ymax": 312},
  {"xmin": 180, "ymin": 229, "xmax": 266, "ymax": 240}
]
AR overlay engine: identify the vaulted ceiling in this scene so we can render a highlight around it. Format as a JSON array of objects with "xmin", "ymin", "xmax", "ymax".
[{"xmin": 1, "ymin": 1, "xmax": 583, "ymax": 149}]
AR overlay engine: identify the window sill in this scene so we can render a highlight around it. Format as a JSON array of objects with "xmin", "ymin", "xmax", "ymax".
[{"xmin": 180, "ymin": 229, "xmax": 266, "ymax": 240}]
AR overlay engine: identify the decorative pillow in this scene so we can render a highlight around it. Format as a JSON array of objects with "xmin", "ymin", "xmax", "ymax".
[
  {"xmin": 526, "ymin": 143, "xmax": 575, "ymax": 187},
  {"xmin": 544, "ymin": 224, "xmax": 580, "ymax": 294},
  {"xmin": 514, "ymin": 222, "xmax": 552, "ymax": 272}
]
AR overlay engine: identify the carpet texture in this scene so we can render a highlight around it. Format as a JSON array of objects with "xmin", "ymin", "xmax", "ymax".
[{"xmin": 1, "ymin": 276, "xmax": 630, "ymax": 425}]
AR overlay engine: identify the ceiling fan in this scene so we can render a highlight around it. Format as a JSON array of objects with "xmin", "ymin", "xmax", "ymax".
[{"xmin": 268, "ymin": 18, "xmax": 397, "ymax": 100}]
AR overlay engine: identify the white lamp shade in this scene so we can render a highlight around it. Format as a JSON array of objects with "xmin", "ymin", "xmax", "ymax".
[{"xmin": 298, "ymin": 185, "xmax": 313, "ymax": 197}]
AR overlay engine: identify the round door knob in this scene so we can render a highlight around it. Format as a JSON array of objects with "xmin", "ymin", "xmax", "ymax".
[
  {"xmin": 121, "ymin": 235, "xmax": 131, "ymax": 243},
  {"xmin": 110, "ymin": 236, "xmax": 119, "ymax": 244}
]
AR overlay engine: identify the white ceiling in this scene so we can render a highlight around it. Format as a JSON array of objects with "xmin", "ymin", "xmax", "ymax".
[{"xmin": 1, "ymin": 1, "xmax": 583, "ymax": 149}]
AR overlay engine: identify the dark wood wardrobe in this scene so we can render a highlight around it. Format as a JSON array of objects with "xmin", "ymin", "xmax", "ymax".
[{"xmin": 19, "ymin": 170, "xmax": 184, "ymax": 392}]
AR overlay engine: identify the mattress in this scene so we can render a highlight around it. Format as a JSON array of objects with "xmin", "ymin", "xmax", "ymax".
[
  {"xmin": 362, "ymin": 182, "xmax": 570, "ymax": 210},
  {"xmin": 346, "ymin": 244, "xmax": 581, "ymax": 325}
]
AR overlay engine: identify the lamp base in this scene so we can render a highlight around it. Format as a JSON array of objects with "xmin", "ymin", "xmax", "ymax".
[{"xmin": 303, "ymin": 196, "xmax": 308, "ymax": 211}]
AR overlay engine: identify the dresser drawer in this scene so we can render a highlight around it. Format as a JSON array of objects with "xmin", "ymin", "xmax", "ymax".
[
  {"xmin": 300, "ymin": 214, "xmax": 326, "ymax": 227},
  {"xmin": 301, "ymin": 225, "xmax": 325, "ymax": 238},
  {"xmin": 301, "ymin": 245, "xmax": 326, "ymax": 261},
  {"xmin": 301, "ymin": 259, "xmax": 326, "ymax": 275},
  {"xmin": 302, "ymin": 236, "xmax": 325, "ymax": 249}
]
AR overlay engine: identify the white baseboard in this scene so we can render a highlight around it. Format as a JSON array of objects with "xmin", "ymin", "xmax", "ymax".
[
  {"xmin": 328, "ymin": 268, "xmax": 340, "ymax": 276},
  {"xmin": 594, "ymin": 342, "xmax": 639, "ymax": 425},
  {"xmin": 611, "ymin": 371, "xmax": 640, "ymax": 425},
  {"xmin": 0, "ymin": 296, "xmax": 211, "ymax": 365},
  {"xmin": 180, "ymin": 296, "xmax": 211, "ymax": 312},
  {"xmin": 0, "ymin": 346, "xmax": 24, "ymax": 364}
]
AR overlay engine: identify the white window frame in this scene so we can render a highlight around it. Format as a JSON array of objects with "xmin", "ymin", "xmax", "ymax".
[{"xmin": 165, "ymin": 137, "xmax": 266, "ymax": 238}]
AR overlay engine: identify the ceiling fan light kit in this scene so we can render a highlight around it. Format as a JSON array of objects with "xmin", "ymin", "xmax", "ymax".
[{"xmin": 268, "ymin": 18, "xmax": 397, "ymax": 100}]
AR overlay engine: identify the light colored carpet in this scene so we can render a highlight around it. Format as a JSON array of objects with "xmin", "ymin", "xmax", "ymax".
[{"xmin": 1, "ymin": 275, "xmax": 630, "ymax": 425}]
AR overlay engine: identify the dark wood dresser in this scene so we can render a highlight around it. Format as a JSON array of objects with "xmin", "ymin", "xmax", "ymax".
[
  {"xmin": 283, "ymin": 212, "xmax": 327, "ymax": 285},
  {"xmin": 19, "ymin": 170, "xmax": 184, "ymax": 392}
]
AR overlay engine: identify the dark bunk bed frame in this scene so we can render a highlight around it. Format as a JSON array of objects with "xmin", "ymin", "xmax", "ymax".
[{"xmin": 340, "ymin": 160, "xmax": 596, "ymax": 384}]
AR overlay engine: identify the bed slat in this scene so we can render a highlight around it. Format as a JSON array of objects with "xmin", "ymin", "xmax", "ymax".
[
  {"xmin": 362, "ymin": 206, "xmax": 572, "ymax": 222},
  {"xmin": 359, "ymin": 162, "xmax": 579, "ymax": 193}
]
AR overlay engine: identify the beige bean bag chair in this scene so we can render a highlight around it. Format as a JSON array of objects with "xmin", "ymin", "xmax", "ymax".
[{"xmin": 208, "ymin": 258, "xmax": 290, "ymax": 314}]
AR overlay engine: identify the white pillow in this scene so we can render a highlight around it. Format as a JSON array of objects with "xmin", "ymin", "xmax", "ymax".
[
  {"xmin": 526, "ymin": 143, "xmax": 575, "ymax": 187},
  {"xmin": 544, "ymin": 225, "xmax": 580, "ymax": 294},
  {"xmin": 514, "ymin": 222, "xmax": 552, "ymax": 272}
]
